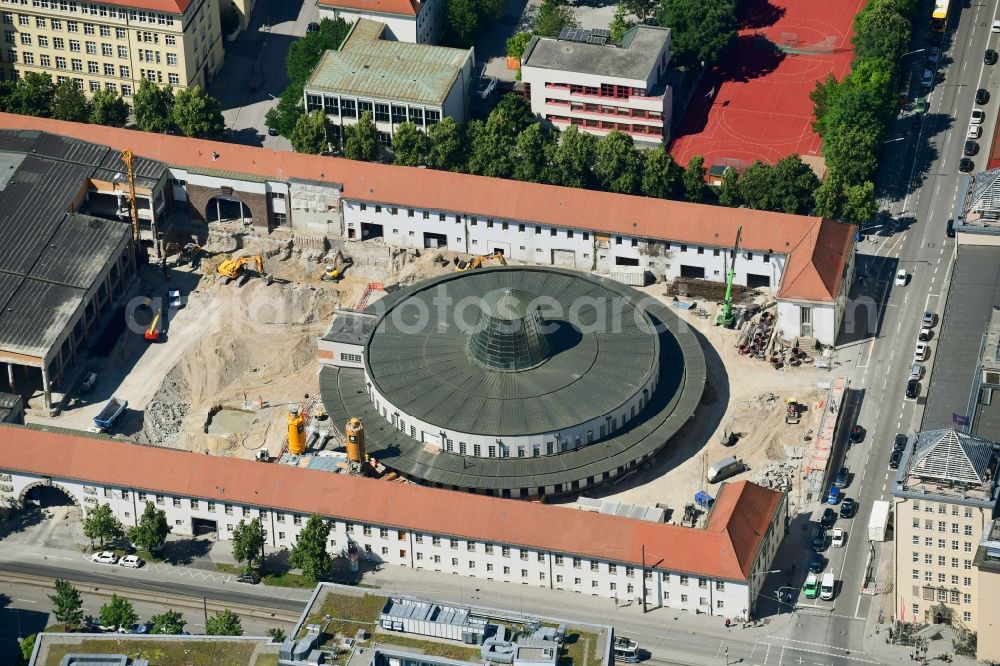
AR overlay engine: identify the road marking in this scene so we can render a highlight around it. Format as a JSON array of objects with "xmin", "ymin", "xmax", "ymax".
[{"xmin": 14, "ymin": 598, "xmax": 37, "ymax": 604}]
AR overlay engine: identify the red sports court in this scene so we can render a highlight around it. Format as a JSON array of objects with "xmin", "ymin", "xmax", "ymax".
[{"xmin": 669, "ymin": 0, "xmax": 866, "ymax": 173}]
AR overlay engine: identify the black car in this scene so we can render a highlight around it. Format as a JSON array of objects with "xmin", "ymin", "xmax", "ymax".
[
  {"xmin": 840, "ymin": 497, "xmax": 857, "ymax": 518},
  {"xmin": 893, "ymin": 434, "xmax": 908, "ymax": 452},
  {"xmin": 808, "ymin": 552, "xmax": 825, "ymax": 573},
  {"xmin": 307, "ymin": 21, "xmax": 320, "ymax": 33},
  {"xmin": 978, "ymin": 88, "xmax": 991, "ymax": 105},
  {"xmin": 236, "ymin": 572, "xmax": 261, "ymax": 584},
  {"xmin": 947, "ymin": 219, "xmax": 956, "ymax": 237},
  {"xmin": 960, "ymin": 158, "xmax": 975, "ymax": 173},
  {"xmin": 850, "ymin": 425, "xmax": 865, "ymax": 443},
  {"xmin": 889, "ymin": 450, "xmax": 903, "ymax": 469},
  {"xmin": 987, "ymin": 49, "xmax": 999, "ymax": 65},
  {"xmin": 835, "ymin": 466, "xmax": 849, "ymax": 488},
  {"xmin": 267, "ymin": 126, "xmax": 279, "ymax": 137},
  {"xmin": 906, "ymin": 379, "xmax": 920, "ymax": 399},
  {"xmin": 812, "ymin": 526, "xmax": 827, "ymax": 551},
  {"xmin": 821, "ymin": 507, "xmax": 837, "ymax": 528},
  {"xmin": 966, "ymin": 140, "xmax": 979, "ymax": 156}
]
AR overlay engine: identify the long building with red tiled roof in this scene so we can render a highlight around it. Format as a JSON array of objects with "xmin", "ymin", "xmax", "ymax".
[
  {"xmin": 0, "ymin": 422, "xmax": 788, "ymax": 615},
  {"xmin": 0, "ymin": 115, "xmax": 856, "ymax": 346},
  {"xmin": 316, "ymin": 0, "xmax": 442, "ymax": 44}
]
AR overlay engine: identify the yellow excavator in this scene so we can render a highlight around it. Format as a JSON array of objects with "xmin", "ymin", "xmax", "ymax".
[
  {"xmin": 321, "ymin": 250, "xmax": 354, "ymax": 282},
  {"xmin": 454, "ymin": 251, "xmax": 507, "ymax": 272},
  {"xmin": 217, "ymin": 255, "xmax": 271, "ymax": 286}
]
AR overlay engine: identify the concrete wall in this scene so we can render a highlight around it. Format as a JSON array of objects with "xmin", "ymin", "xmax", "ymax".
[
  {"xmin": 318, "ymin": 340, "xmax": 365, "ymax": 368},
  {"xmin": 977, "ymin": 567, "xmax": 1000, "ymax": 662},
  {"xmin": 775, "ymin": 300, "xmax": 836, "ymax": 347},
  {"xmin": 317, "ymin": 0, "xmax": 444, "ymax": 44},
  {"xmin": 289, "ymin": 179, "xmax": 343, "ymax": 237}
]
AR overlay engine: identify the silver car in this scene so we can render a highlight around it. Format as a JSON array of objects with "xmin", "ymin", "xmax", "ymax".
[
  {"xmin": 922, "ymin": 310, "xmax": 936, "ymax": 328},
  {"xmin": 910, "ymin": 363, "xmax": 924, "ymax": 380}
]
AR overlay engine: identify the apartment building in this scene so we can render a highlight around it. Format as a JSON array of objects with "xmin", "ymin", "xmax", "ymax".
[
  {"xmin": 316, "ymin": 0, "xmax": 444, "ymax": 44},
  {"xmin": 520, "ymin": 25, "xmax": 673, "ymax": 146},
  {"xmin": 304, "ymin": 19, "xmax": 473, "ymax": 144},
  {"xmin": 892, "ymin": 429, "xmax": 999, "ymax": 631},
  {"xmin": 0, "ymin": 0, "xmax": 224, "ymax": 96}
]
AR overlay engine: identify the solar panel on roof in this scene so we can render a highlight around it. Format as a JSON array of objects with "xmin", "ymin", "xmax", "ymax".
[
  {"xmin": 587, "ymin": 34, "xmax": 608, "ymax": 45},
  {"xmin": 591, "ymin": 28, "xmax": 611, "ymax": 37}
]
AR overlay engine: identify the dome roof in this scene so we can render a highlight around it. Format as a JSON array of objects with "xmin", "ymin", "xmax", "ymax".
[{"xmin": 468, "ymin": 288, "xmax": 551, "ymax": 372}]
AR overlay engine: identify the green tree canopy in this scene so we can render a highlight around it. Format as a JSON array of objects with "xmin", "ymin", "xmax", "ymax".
[
  {"xmin": 506, "ymin": 31, "xmax": 533, "ymax": 59},
  {"xmin": 622, "ymin": 0, "xmax": 657, "ymax": 21},
  {"xmin": 267, "ymin": 627, "xmax": 287, "ymax": 642},
  {"xmin": 8, "ymin": 72, "xmax": 55, "ymax": 117},
  {"xmin": 493, "ymin": 93, "xmax": 536, "ymax": 135},
  {"xmin": 51, "ymin": 80, "xmax": 90, "ymax": 122},
  {"xmin": 133, "ymin": 79, "xmax": 175, "ymax": 133},
  {"xmin": 231, "ymin": 518, "xmax": 266, "ymax": 573},
  {"xmin": 736, "ymin": 155, "xmax": 818, "ymax": 214},
  {"xmin": 128, "ymin": 501, "xmax": 170, "ymax": 554},
  {"xmin": 49, "ymin": 579, "xmax": 84, "ymax": 630},
  {"xmin": 444, "ymin": 0, "xmax": 503, "ymax": 45},
  {"xmin": 823, "ymin": 123, "xmax": 880, "ymax": 185},
  {"xmin": 427, "ymin": 117, "xmax": 465, "ymax": 171},
  {"xmin": 594, "ymin": 131, "xmax": 642, "ymax": 194},
  {"xmin": 265, "ymin": 82, "xmax": 306, "ymax": 139},
  {"xmin": 206, "ymin": 609, "xmax": 244, "ymax": 636},
  {"xmin": 654, "ymin": 0, "xmax": 737, "ymax": 67},
  {"xmin": 813, "ymin": 173, "xmax": 843, "ymax": 220},
  {"xmin": 343, "ymin": 112, "xmax": 380, "ymax": 161},
  {"xmin": 842, "ymin": 180, "xmax": 878, "ymax": 225},
  {"xmin": 90, "ymin": 88, "xmax": 129, "ymax": 126},
  {"xmin": 392, "ymin": 122, "xmax": 429, "ymax": 166},
  {"xmin": 290, "ymin": 110, "xmax": 331, "ymax": 154},
  {"xmin": 717, "ymin": 166, "xmax": 742, "ymax": 207},
  {"xmin": 534, "ymin": 0, "xmax": 578, "ymax": 38},
  {"xmin": 19, "ymin": 634, "xmax": 36, "ymax": 664},
  {"xmin": 851, "ymin": 2, "xmax": 911, "ymax": 61},
  {"xmin": 289, "ymin": 514, "xmax": 332, "ymax": 582},
  {"xmin": 682, "ymin": 154, "xmax": 707, "ymax": 202},
  {"xmin": 609, "ymin": 3, "xmax": 633, "ymax": 44},
  {"xmin": 151, "ymin": 609, "xmax": 187, "ymax": 635},
  {"xmin": 82, "ymin": 503, "xmax": 124, "ymax": 549},
  {"xmin": 552, "ymin": 125, "xmax": 597, "ymax": 188},
  {"xmin": 467, "ymin": 113, "xmax": 517, "ymax": 178},
  {"xmin": 640, "ymin": 144, "xmax": 684, "ymax": 199},
  {"xmin": 171, "ymin": 85, "xmax": 225, "ymax": 138},
  {"xmin": 99, "ymin": 595, "xmax": 137, "ymax": 632},
  {"xmin": 513, "ymin": 123, "xmax": 556, "ymax": 183}
]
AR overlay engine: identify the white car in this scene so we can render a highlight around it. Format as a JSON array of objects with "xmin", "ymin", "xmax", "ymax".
[
  {"xmin": 914, "ymin": 342, "xmax": 930, "ymax": 361},
  {"xmin": 972, "ymin": 109, "xmax": 986, "ymax": 124},
  {"xmin": 969, "ymin": 124, "xmax": 983, "ymax": 139},
  {"xmin": 167, "ymin": 289, "xmax": 184, "ymax": 309},
  {"xmin": 993, "ymin": 19, "xmax": 1000, "ymax": 32},
  {"xmin": 894, "ymin": 269, "xmax": 908, "ymax": 286},
  {"xmin": 91, "ymin": 551, "xmax": 118, "ymax": 565},
  {"xmin": 119, "ymin": 554, "xmax": 143, "ymax": 568},
  {"xmin": 831, "ymin": 528, "xmax": 846, "ymax": 548}
]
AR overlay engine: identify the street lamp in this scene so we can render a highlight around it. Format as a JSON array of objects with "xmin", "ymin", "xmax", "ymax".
[{"xmin": 901, "ymin": 48, "xmax": 927, "ymax": 58}]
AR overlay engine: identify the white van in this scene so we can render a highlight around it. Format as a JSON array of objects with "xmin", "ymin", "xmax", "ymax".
[
  {"xmin": 820, "ymin": 572, "xmax": 835, "ymax": 600},
  {"xmin": 707, "ymin": 456, "xmax": 745, "ymax": 483}
]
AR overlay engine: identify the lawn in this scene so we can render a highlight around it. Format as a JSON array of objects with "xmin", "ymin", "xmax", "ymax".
[
  {"xmin": 214, "ymin": 563, "xmax": 314, "ymax": 589},
  {"xmin": 253, "ymin": 652, "xmax": 279, "ymax": 666},
  {"xmin": 559, "ymin": 631, "xmax": 605, "ymax": 666},
  {"xmin": 299, "ymin": 592, "xmax": 387, "ymax": 639},
  {"xmin": 41, "ymin": 639, "xmax": 258, "ymax": 666},
  {"xmin": 372, "ymin": 632, "xmax": 483, "ymax": 662}
]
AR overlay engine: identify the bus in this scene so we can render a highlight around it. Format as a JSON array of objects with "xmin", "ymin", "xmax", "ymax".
[
  {"xmin": 613, "ymin": 636, "xmax": 640, "ymax": 663},
  {"xmin": 931, "ymin": 0, "xmax": 950, "ymax": 32}
]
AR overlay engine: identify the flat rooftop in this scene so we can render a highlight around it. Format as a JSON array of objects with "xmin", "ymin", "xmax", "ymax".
[
  {"xmin": 305, "ymin": 19, "xmax": 473, "ymax": 106},
  {"xmin": 322, "ymin": 308, "xmax": 377, "ymax": 345},
  {"xmin": 521, "ymin": 25, "xmax": 670, "ymax": 83},
  {"xmin": 29, "ymin": 634, "xmax": 276, "ymax": 666}
]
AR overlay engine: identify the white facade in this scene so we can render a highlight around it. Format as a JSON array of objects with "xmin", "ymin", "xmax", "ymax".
[
  {"xmin": 317, "ymin": 0, "xmax": 445, "ymax": 44},
  {"xmin": 1, "ymin": 470, "xmax": 785, "ymax": 616}
]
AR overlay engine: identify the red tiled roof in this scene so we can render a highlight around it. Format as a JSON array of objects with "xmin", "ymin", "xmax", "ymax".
[
  {"xmin": 317, "ymin": 0, "xmax": 418, "ymax": 17},
  {"xmin": 0, "ymin": 424, "xmax": 783, "ymax": 580},
  {"xmin": 101, "ymin": 0, "xmax": 190, "ymax": 12},
  {"xmin": 776, "ymin": 216, "xmax": 855, "ymax": 301},
  {"xmin": 0, "ymin": 114, "xmax": 853, "ymax": 302}
]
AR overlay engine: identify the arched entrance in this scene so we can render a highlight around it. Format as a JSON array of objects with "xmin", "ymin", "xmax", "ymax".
[
  {"xmin": 932, "ymin": 603, "xmax": 952, "ymax": 625},
  {"xmin": 205, "ymin": 195, "xmax": 253, "ymax": 225},
  {"xmin": 20, "ymin": 481, "xmax": 80, "ymax": 512}
]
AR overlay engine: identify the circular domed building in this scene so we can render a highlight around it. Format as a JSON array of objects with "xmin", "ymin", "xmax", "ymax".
[{"xmin": 319, "ymin": 267, "xmax": 705, "ymax": 499}]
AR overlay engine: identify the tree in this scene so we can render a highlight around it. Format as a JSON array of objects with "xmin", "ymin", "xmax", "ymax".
[
  {"xmin": 594, "ymin": 131, "xmax": 642, "ymax": 194},
  {"xmin": 717, "ymin": 166, "xmax": 742, "ymax": 207},
  {"xmin": 231, "ymin": 518, "xmax": 266, "ymax": 573},
  {"xmin": 622, "ymin": 0, "xmax": 657, "ymax": 21},
  {"xmin": 493, "ymin": 93, "xmax": 536, "ymax": 136},
  {"xmin": 445, "ymin": 0, "xmax": 480, "ymax": 44},
  {"xmin": 133, "ymin": 79, "xmax": 175, "ymax": 133},
  {"xmin": 172, "ymin": 85, "xmax": 225, "ymax": 138},
  {"xmin": 683, "ymin": 154, "xmax": 707, "ymax": 202},
  {"xmin": 285, "ymin": 18, "xmax": 352, "ymax": 83},
  {"xmin": 609, "ymin": 3, "xmax": 633, "ymax": 45},
  {"xmin": 151, "ymin": 609, "xmax": 187, "ymax": 635},
  {"xmin": 99, "ymin": 595, "xmax": 137, "ymax": 632},
  {"xmin": 49, "ymin": 579, "xmax": 84, "ymax": 630},
  {"xmin": 265, "ymin": 83, "xmax": 306, "ymax": 139},
  {"xmin": 513, "ymin": 123, "xmax": 556, "ymax": 183},
  {"xmin": 267, "ymin": 627, "xmax": 287, "ymax": 642},
  {"xmin": 82, "ymin": 503, "xmax": 124, "ymax": 549},
  {"xmin": 823, "ymin": 123, "xmax": 880, "ymax": 185},
  {"xmin": 851, "ymin": 3, "xmax": 911, "ymax": 62},
  {"xmin": 51, "ymin": 80, "xmax": 90, "ymax": 122},
  {"xmin": 841, "ymin": 180, "xmax": 879, "ymax": 225},
  {"xmin": 654, "ymin": 0, "xmax": 737, "ymax": 67},
  {"xmin": 206, "ymin": 609, "xmax": 244, "ymax": 636},
  {"xmin": 128, "ymin": 501, "xmax": 170, "ymax": 554},
  {"xmin": 427, "ymin": 117, "xmax": 465, "ymax": 171},
  {"xmin": 736, "ymin": 156, "xmax": 818, "ymax": 214},
  {"xmin": 290, "ymin": 110, "xmax": 331, "ymax": 154},
  {"xmin": 392, "ymin": 122, "xmax": 429, "ymax": 166},
  {"xmin": 8, "ymin": 72, "xmax": 55, "ymax": 117},
  {"xmin": 552, "ymin": 126, "xmax": 597, "ymax": 188},
  {"xmin": 343, "ymin": 112, "xmax": 380, "ymax": 162},
  {"xmin": 506, "ymin": 31, "xmax": 533, "ymax": 60},
  {"xmin": 90, "ymin": 88, "xmax": 129, "ymax": 127},
  {"xmin": 19, "ymin": 634, "xmax": 36, "ymax": 664},
  {"xmin": 534, "ymin": 0, "xmax": 578, "ymax": 38},
  {"xmin": 640, "ymin": 144, "xmax": 684, "ymax": 199},
  {"xmin": 288, "ymin": 514, "xmax": 332, "ymax": 582},
  {"xmin": 467, "ymin": 114, "xmax": 516, "ymax": 178},
  {"xmin": 813, "ymin": 173, "xmax": 843, "ymax": 220}
]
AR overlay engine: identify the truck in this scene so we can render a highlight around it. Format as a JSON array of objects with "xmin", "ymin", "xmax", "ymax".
[
  {"xmin": 868, "ymin": 499, "xmax": 891, "ymax": 542},
  {"xmin": 90, "ymin": 397, "xmax": 128, "ymax": 433},
  {"xmin": 707, "ymin": 456, "xmax": 745, "ymax": 483}
]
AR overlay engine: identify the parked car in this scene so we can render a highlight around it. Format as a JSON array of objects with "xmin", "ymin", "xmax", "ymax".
[
  {"xmin": 821, "ymin": 507, "xmax": 837, "ymax": 528},
  {"xmin": 909, "ymin": 363, "xmax": 924, "ymax": 381},
  {"xmin": 960, "ymin": 158, "xmax": 975, "ymax": 173},
  {"xmin": 91, "ymin": 551, "xmax": 118, "ymax": 565},
  {"xmin": 831, "ymin": 528, "xmax": 846, "ymax": 548},
  {"xmin": 918, "ymin": 327, "xmax": 933, "ymax": 342},
  {"xmin": 906, "ymin": 379, "xmax": 920, "ymax": 399},
  {"xmin": 966, "ymin": 140, "xmax": 979, "ymax": 156},
  {"xmin": 827, "ymin": 486, "xmax": 841, "ymax": 505},
  {"xmin": 890, "ymin": 450, "xmax": 903, "ymax": 469},
  {"xmin": 119, "ymin": 555, "xmax": 143, "ymax": 568},
  {"xmin": 812, "ymin": 526, "xmax": 827, "ymax": 551},
  {"xmin": 808, "ymin": 552, "xmax": 825, "ymax": 573},
  {"xmin": 928, "ymin": 47, "xmax": 940, "ymax": 64},
  {"xmin": 968, "ymin": 124, "xmax": 982, "ymax": 139},
  {"xmin": 236, "ymin": 572, "xmax": 261, "ymax": 585},
  {"xmin": 922, "ymin": 311, "xmax": 936, "ymax": 327},
  {"xmin": 978, "ymin": 88, "xmax": 990, "ymax": 105},
  {"xmin": 850, "ymin": 425, "xmax": 866, "ymax": 443},
  {"xmin": 972, "ymin": 109, "xmax": 986, "ymax": 124},
  {"xmin": 986, "ymin": 50, "xmax": 998, "ymax": 65},
  {"xmin": 820, "ymin": 573, "xmax": 836, "ymax": 601},
  {"xmin": 895, "ymin": 269, "xmax": 908, "ymax": 286},
  {"xmin": 835, "ymin": 466, "xmax": 849, "ymax": 488},
  {"xmin": 894, "ymin": 433, "xmax": 909, "ymax": 452},
  {"xmin": 80, "ymin": 371, "xmax": 98, "ymax": 393},
  {"xmin": 993, "ymin": 19, "xmax": 1000, "ymax": 32},
  {"xmin": 921, "ymin": 69, "xmax": 934, "ymax": 88},
  {"xmin": 947, "ymin": 219, "xmax": 957, "ymax": 236},
  {"xmin": 307, "ymin": 21, "xmax": 320, "ymax": 33},
  {"xmin": 804, "ymin": 574, "xmax": 819, "ymax": 599},
  {"xmin": 840, "ymin": 497, "xmax": 857, "ymax": 518},
  {"xmin": 914, "ymin": 342, "xmax": 930, "ymax": 361},
  {"xmin": 267, "ymin": 126, "xmax": 279, "ymax": 137}
]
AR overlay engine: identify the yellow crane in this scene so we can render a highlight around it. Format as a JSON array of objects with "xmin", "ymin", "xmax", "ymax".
[{"xmin": 120, "ymin": 149, "xmax": 139, "ymax": 244}]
